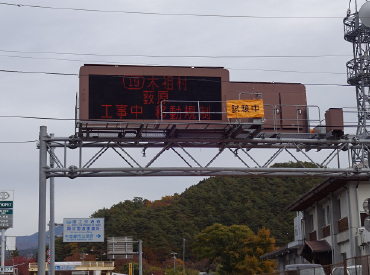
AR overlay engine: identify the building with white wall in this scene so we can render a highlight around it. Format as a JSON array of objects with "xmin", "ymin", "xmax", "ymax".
[{"xmin": 261, "ymin": 177, "xmax": 370, "ymax": 271}]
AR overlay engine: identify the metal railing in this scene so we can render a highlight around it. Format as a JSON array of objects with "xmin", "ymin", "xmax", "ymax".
[
  {"xmin": 260, "ymin": 255, "xmax": 370, "ymax": 275},
  {"xmin": 159, "ymin": 100, "xmax": 321, "ymax": 133},
  {"xmin": 260, "ymin": 265, "xmax": 325, "ymax": 275},
  {"xmin": 329, "ymin": 255, "xmax": 367, "ymax": 275},
  {"xmin": 273, "ymin": 105, "xmax": 321, "ymax": 133}
]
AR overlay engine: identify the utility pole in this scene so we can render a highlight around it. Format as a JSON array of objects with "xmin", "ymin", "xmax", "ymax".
[
  {"xmin": 182, "ymin": 238, "xmax": 186, "ymax": 275},
  {"xmin": 38, "ymin": 126, "xmax": 47, "ymax": 275},
  {"xmin": 170, "ymin": 252, "xmax": 177, "ymax": 273},
  {"xmin": 49, "ymin": 133, "xmax": 55, "ymax": 275},
  {"xmin": 139, "ymin": 240, "xmax": 142, "ymax": 275},
  {"xmin": 1, "ymin": 229, "xmax": 5, "ymax": 275}
]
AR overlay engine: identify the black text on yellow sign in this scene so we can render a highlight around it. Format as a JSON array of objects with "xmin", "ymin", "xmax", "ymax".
[
  {"xmin": 129, "ymin": 263, "xmax": 132, "ymax": 275},
  {"xmin": 227, "ymin": 99, "xmax": 264, "ymax": 118}
]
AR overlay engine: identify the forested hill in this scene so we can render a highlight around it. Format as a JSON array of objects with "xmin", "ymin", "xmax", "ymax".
[{"xmin": 87, "ymin": 162, "xmax": 322, "ymax": 264}]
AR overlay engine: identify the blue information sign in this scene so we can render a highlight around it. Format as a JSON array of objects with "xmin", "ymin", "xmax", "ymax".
[{"xmin": 63, "ymin": 218, "xmax": 104, "ymax": 242}]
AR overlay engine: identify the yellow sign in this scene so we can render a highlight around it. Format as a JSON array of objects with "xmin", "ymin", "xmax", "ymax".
[
  {"xmin": 129, "ymin": 263, "xmax": 132, "ymax": 275},
  {"xmin": 227, "ymin": 99, "xmax": 264, "ymax": 118}
]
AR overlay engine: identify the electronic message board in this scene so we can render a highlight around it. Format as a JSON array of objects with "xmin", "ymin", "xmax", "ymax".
[
  {"xmin": 79, "ymin": 65, "xmax": 309, "ymax": 133},
  {"xmin": 79, "ymin": 65, "xmax": 230, "ymax": 122}
]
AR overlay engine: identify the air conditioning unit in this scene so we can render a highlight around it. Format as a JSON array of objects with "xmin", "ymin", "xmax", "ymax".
[{"xmin": 359, "ymin": 227, "xmax": 370, "ymax": 245}]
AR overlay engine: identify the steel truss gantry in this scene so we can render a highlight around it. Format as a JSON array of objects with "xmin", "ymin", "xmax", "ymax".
[
  {"xmin": 39, "ymin": 124, "xmax": 370, "ymax": 179},
  {"xmin": 37, "ymin": 120, "xmax": 370, "ymax": 275}
]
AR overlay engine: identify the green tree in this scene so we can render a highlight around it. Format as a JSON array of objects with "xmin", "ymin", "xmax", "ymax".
[
  {"xmin": 8, "ymin": 248, "xmax": 20, "ymax": 259},
  {"xmin": 77, "ymin": 161, "xmax": 321, "ymax": 268},
  {"xmin": 194, "ymin": 223, "xmax": 277, "ymax": 275},
  {"xmin": 64, "ymin": 252, "xmax": 96, "ymax": 262}
]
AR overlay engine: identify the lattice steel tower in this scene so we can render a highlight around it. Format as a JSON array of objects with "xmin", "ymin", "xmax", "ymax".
[{"xmin": 344, "ymin": 1, "xmax": 370, "ymax": 167}]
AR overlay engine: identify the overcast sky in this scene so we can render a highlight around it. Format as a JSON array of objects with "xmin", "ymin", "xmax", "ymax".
[{"xmin": 0, "ymin": 0, "xmax": 365, "ymax": 237}]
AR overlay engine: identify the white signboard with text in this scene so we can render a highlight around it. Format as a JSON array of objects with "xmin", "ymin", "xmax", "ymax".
[
  {"xmin": 0, "ymin": 267, "xmax": 14, "ymax": 273},
  {"xmin": 63, "ymin": 218, "xmax": 104, "ymax": 242},
  {"xmin": 6, "ymin": 236, "xmax": 16, "ymax": 251}
]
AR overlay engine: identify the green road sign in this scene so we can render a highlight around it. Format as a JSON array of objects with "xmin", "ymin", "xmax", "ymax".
[
  {"xmin": 0, "ymin": 201, "xmax": 13, "ymax": 208},
  {"xmin": 0, "ymin": 209, "xmax": 12, "ymax": 215}
]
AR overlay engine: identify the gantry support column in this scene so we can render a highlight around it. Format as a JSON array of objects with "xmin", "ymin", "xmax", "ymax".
[{"xmin": 38, "ymin": 126, "xmax": 48, "ymax": 275}]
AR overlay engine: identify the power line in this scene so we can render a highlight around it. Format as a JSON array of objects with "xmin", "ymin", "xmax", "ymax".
[
  {"xmin": 0, "ymin": 53, "xmax": 349, "ymax": 75},
  {"xmin": 0, "ymin": 115, "xmax": 76, "ymax": 120},
  {"xmin": 0, "ymin": 50, "xmax": 349, "ymax": 76},
  {"xmin": 0, "ymin": 115, "xmax": 360, "ymax": 127},
  {"xmin": 0, "ymin": 67, "xmax": 347, "ymax": 79},
  {"xmin": 0, "ymin": 53, "xmax": 102, "ymax": 63},
  {"xmin": 229, "ymin": 68, "xmax": 346, "ymax": 75},
  {"xmin": 0, "ymin": 49, "xmax": 351, "ymax": 59},
  {"xmin": 0, "ymin": 2, "xmax": 344, "ymax": 19},
  {"xmin": 0, "ymin": 69, "xmax": 77, "ymax": 76},
  {"xmin": 0, "ymin": 140, "xmax": 38, "ymax": 144}
]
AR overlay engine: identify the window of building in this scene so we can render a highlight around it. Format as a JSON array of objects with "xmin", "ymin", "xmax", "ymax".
[
  {"xmin": 308, "ymin": 214, "xmax": 314, "ymax": 232},
  {"xmin": 321, "ymin": 207, "xmax": 326, "ymax": 226}
]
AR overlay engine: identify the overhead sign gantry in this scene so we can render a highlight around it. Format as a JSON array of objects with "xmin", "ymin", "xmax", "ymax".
[
  {"xmin": 40, "ymin": 64, "xmax": 370, "ymax": 179},
  {"xmin": 37, "ymin": 64, "xmax": 370, "ymax": 275}
]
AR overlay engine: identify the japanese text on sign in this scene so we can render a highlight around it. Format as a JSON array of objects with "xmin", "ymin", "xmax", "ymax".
[
  {"xmin": 63, "ymin": 218, "xmax": 104, "ymax": 242},
  {"xmin": 0, "ymin": 190, "xmax": 13, "ymax": 228},
  {"xmin": 0, "ymin": 267, "xmax": 14, "ymax": 273},
  {"xmin": 226, "ymin": 99, "xmax": 264, "ymax": 118},
  {"xmin": 89, "ymin": 75, "xmax": 222, "ymax": 120},
  {"xmin": 0, "ymin": 202, "xmax": 13, "ymax": 208},
  {"xmin": 55, "ymin": 262, "xmax": 81, "ymax": 270}
]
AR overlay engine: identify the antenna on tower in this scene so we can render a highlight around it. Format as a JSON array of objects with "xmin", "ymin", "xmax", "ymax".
[{"xmin": 347, "ymin": 0, "xmax": 359, "ymax": 14}]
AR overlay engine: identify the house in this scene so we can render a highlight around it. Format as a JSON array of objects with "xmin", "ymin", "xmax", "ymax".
[
  {"xmin": 261, "ymin": 177, "xmax": 370, "ymax": 271},
  {"xmin": 260, "ymin": 211, "xmax": 305, "ymax": 271}
]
